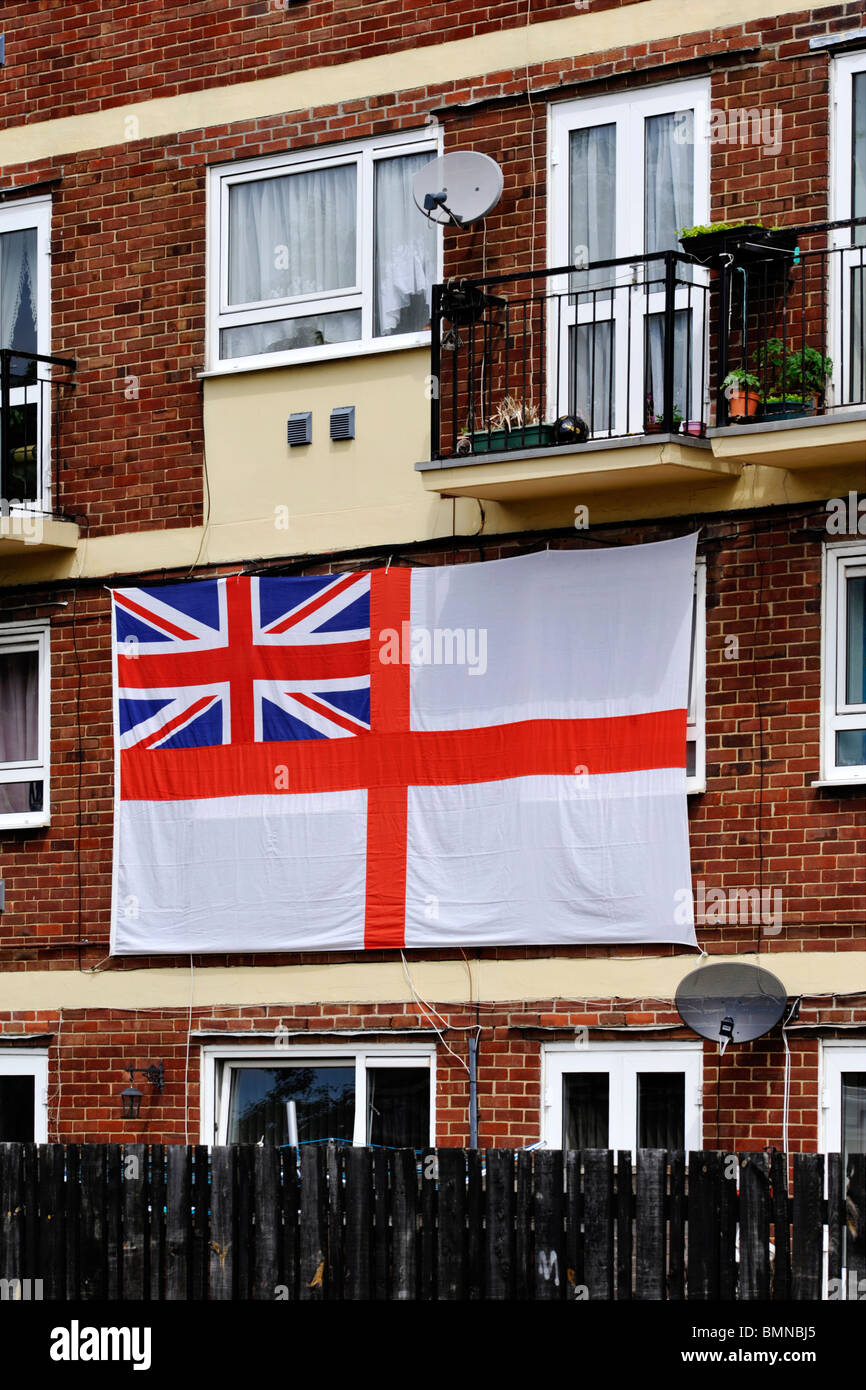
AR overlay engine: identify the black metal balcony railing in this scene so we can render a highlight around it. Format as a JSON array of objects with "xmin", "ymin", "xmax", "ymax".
[
  {"xmin": 0, "ymin": 348, "xmax": 77, "ymax": 517},
  {"xmin": 430, "ymin": 217, "xmax": 866, "ymax": 462}
]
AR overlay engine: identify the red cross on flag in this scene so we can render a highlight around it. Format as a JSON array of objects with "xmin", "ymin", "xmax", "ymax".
[{"xmin": 110, "ymin": 534, "xmax": 698, "ymax": 953}]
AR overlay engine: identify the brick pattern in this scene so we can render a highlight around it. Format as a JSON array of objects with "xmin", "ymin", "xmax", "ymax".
[{"xmin": 1, "ymin": 995, "xmax": 853, "ymax": 1147}]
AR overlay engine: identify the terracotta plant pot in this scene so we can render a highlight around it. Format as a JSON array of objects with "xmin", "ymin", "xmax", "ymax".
[{"xmin": 727, "ymin": 387, "xmax": 760, "ymax": 419}]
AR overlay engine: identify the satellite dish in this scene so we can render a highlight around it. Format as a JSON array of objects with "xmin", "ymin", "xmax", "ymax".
[
  {"xmin": 675, "ymin": 962, "xmax": 788, "ymax": 1054},
  {"xmin": 413, "ymin": 151, "xmax": 504, "ymax": 227}
]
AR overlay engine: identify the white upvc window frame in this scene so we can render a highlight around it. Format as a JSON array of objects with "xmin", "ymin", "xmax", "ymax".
[
  {"xmin": 820, "ymin": 540, "xmax": 866, "ymax": 785},
  {"xmin": 0, "ymin": 195, "xmax": 52, "ymax": 511},
  {"xmin": 201, "ymin": 1041, "xmax": 437, "ymax": 1146},
  {"xmin": 0, "ymin": 1050, "xmax": 49, "ymax": 1142},
  {"xmin": 0, "ymin": 619, "xmax": 50, "ymax": 829},
  {"xmin": 820, "ymin": 1040, "xmax": 866, "ymax": 1298},
  {"xmin": 830, "ymin": 51, "xmax": 866, "ymax": 411},
  {"xmin": 205, "ymin": 129, "xmax": 442, "ymax": 375},
  {"xmin": 547, "ymin": 79, "xmax": 711, "ymax": 436},
  {"xmin": 541, "ymin": 1040, "xmax": 703, "ymax": 1152},
  {"xmin": 687, "ymin": 557, "xmax": 707, "ymax": 795}
]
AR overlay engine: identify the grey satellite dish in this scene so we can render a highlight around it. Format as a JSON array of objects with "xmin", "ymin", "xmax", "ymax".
[
  {"xmin": 675, "ymin": 962, "xmax": 788, "ymax": 1054},
  {"xmin": 413, "ymin": 151, "xmax": 504, "ymax": 227}
]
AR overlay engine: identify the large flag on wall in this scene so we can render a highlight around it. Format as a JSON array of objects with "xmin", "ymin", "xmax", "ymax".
[{"xmin": 110, "ymin": 534, "xmax": 698, "ymax": 954}]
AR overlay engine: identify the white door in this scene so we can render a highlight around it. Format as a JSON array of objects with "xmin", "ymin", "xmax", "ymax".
[{"xmin": 543, "ymin": 1042, "xmax": 703, "ymax": 1151}]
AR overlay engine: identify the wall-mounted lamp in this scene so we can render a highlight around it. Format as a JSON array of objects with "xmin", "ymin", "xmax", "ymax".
[{"xmin": 120, "ymin": 1062, "xmax": 165, "ymax": 1119}]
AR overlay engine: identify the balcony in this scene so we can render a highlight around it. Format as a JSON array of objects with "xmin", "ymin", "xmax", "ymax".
[
  {"xmin": 418, "ymin": 219, "xmax": 866, "ymax": 502},
  {"xmin": 0, "ymin": 349, "xmax": 79, "ymax": 555}
]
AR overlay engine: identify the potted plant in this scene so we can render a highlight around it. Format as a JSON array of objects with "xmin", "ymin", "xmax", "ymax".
[
  {"xmin": 758, "ymin": 339, "xmax": 832, "ymax": 419},
  {"xmin": 680, "ymin": 419, "xmax": 707, "ymax": 438},
  {"xmin": 470, "ymin": 396, "xmax": 556, "ymax": 452},
  {"xmin": 722, "ymin": 369, "xmax": 762, "ymax": 420},
  {"xmin": 645, "ymin": 395, "xmax": 683, "ymax": 433}
]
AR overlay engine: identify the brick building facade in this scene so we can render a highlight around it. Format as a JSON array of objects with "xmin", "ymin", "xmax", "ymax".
[{"xmin": 0, "ymin": 2, "xmax": 864, "ymax": 1164}]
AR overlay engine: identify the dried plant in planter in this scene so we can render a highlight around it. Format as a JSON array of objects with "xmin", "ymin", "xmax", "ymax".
[{"xmin": 489, "ymin": 396, "xmax": 539, "ymax": 432}]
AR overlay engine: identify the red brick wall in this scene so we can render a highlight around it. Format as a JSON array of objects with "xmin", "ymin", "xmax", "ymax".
[
  {"xmin": 2, "ymin": 995, "xmax": 855, "ymax": 1148},
  {"xmin": 1, "ymin": 4, "xmax": 862, "ymax": 532}
]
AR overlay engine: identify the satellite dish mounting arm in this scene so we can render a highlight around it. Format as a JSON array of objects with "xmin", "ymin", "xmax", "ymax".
[{"xmin": 423, "ymin": 190, "xmax": 464, "ymax": 228}]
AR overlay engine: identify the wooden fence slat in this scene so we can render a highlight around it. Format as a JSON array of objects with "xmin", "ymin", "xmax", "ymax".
[
  {"xmin": 79, "ymin": 1145, "xmax": 107, "ymax": 1300},
  {"xmin": 64, "ymin": 1143, "xmax": 81, "ymax": 1300},
  {"xmin": 485, "ymin": 1149, "xmax": 515, "ymax": 1301},
  {"xmin": 420, "ymin": 1148, "xmax": 437, "ymax": 1300},
  {"xmin": 344, "ymin": 1147, "xmax": 372, "ymax": 1301},
  {"xmin": 792, "ymin": 1152, "xmax": 823, "ymax": 1300},
  {"xmin": 437, "ymin": 1147, "xmax": 466, "ymax": 1300},
  {"xmin": 279, "ymin": 1148, "xmax": 300, "ymax": 1300},
  {"xmin": 634, "ymin": 1150, "xmax": 666, "ymax": 1300},
  {"xmin": 0, "ymin": 1143, "xmax": 23, "ymax": 1286},
  {"xmin": 190, "ymin": 1145, "xmax": 209, "ymax": 1301},
  {"xmin": 719, "ymin": 1152, "xmax": 739, "ymax": 1300},
  {"xmin": 584, "ymin": 1149, "xmax": 614, "ymax": 1300},
  {"xmin": 235, "ymin": 1145, "xmax": 254, "ymax": 1300},
  {"xmin": 687, "ymin": 1151, "xmax": 721, "ymax": 1301},
  {"xmin": 252, "ymin": 1144, "xmax": 280, "ymax": 1301},
  {"xmin": 166, "ymin": 1144, "xmax": 192, "ymax": 1301},
  {"xmin": 390, "ymin": 1149, "xmax": 418, "ymax": 1301},
  {"xmin": 565, "ymin": 1152, "xmax": 582, "ymax": 1299},
  {"xmin": 466, "ymin": 1148, "xmax": 483, "ymax": 1300},
  {"xmin": 770, "ymin": 1149, "xmax": 791, "ymax": 1301},
  {"xmin": 845, "ymin": 1152, "xmax": 866, "ymax": 1298},
  {"xmin": 739, "ymin": 1151, "xmax": 770, "ymax": 1301},
  {"xmin": 299, "ymin": 1146, "xmax": 327, "ymax": 1301},
  {"xmin": 209, "ymin": 1145, "xmax": 236, "ymax": 1300},
  {"xmin": 616, "ymin": 1151, "xmax": 633, "ymax": 1300},
  {"xmin": 22, "ymin": 1142, "xmax": 38, "ymax": 1286},
  {"xmin": 104, "ymin": 1146, "xmax": 122, "ymax": 1300},
  {"xmin": 668, "ymin": 1150, "xmax": 685, "ymax": 1301},
  {"xmin": 148, "ymin": 1144, "xmax": 166, "ymax": 1301},
  {"xmin": 121, "ymin": 1143, "xmax": 147, "ymax": 1301},
  {"xmin": 515, "ymin": 1150, "xmax": 532, "ymax": 1301},
  {"xmin": 37, "ymin": 1144, "xmax": 65, "ymax": 1300},
  {"xmin": 371, "ymin": 1149, "xmax": 389, "ymax": 1300},
  {"xmin": 533, "ymin": 1149, "xmax": 564, "ymax": 1300},
  {"xmin": 325, "ymin": 1143, "xmax": 344, "ymax": 1301},
  {"xmin": 827, "ymin": 1151, "xmax": 843, "ymax": 1295}
]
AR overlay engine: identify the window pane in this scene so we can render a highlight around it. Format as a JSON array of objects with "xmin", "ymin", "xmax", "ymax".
[
  {"xmin": 5, "ymin": 401, "xmax": 40, "ymax": 502},
  {"xmin": 846, "ymin": 574, "xmax": 866, "ymax": 704},
  {"xmin": 646, "ymin": 308, "xmax": 691, "ymax": 424},
  {"xmin": 854, "ymin": 72, "xmax": 866, "ymax": 246},
  {"xmin": 0, "ymin": 780, "xmax": 43, "ymax": 816},
  {"xmin": 686, "ymin": 740, "xmax": 696, "ymax": 779},
  {"xmin": 373, "ymin": 154, "xmax": 437, "ymax": 338},
  {"xmin": 569, "ymin": 124, "xmax": 616, "ymax": 293},
  {"xmin": 367, "ymin": 1067, "xmax": 429, "ymax": 1148},
  {"xmin": 645, "ymin": 111, "xmax": 693, "ymax": 258},
  {"xmin": 836, "ymin": 729, "xmax": 866, "ymax": 766},
  {"xmin": 227, "ymin": 1065, "xmax": 355, "ymax": 1145},
  {"xmin": 569, "ymin": 320, "xmax": 614, "ymax": 434},
  {"xmin": 851, "ymin": 266, "xmax": 865, "ymax": 402},
  {"xmin": 563, "ymin": 1072, "xmax": 609, "ymax": 1149},
  {"xmin": 0, "ymin": 648, "xmax": 39, "ymax": 764},
  {"xmin": 637, "ymin": 1072, "xmax": 685, "ymax": 1149},
  {"xmin": 0, "ymin": 1075, "xmax": 35, "ymax": 1141},
  {"xmin": 220, "ymin": 309, "xmax": 362, "ymax": 360},
  {"xmin": 228, "ymin": 164, "xmax": 357, "ymax": 306},
  {"xmin": 842, "ymin": 1073, "xmax": 866, "ymax": 1159},
  {"xmin": 0, "ymin": 229, "xmax": 38, "ymax": 354}
]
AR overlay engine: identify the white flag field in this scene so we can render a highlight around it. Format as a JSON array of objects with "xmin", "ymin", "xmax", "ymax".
[{"xmin": 111, "ymin": 533, "xmax": 699, "ymax": 953}]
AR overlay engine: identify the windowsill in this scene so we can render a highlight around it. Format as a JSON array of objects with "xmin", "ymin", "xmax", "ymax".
[
  {"xmin": 0, "ymin": 814, "xmax": 49, "ymax": 831},
  {"xmin": 811, "ymin": 777, "xmax": 866, "ymax": 789},
  {"xmin": 687, "ymin": 782, "xmax": 706, "ymax": 796},
  {"xmin": 198, "ymin": 330, "xmax": 430, "ymax": 379}
]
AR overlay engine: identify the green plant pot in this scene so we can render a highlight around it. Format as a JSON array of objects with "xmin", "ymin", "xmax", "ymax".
[
  {"xmin": 469, "ymin": 424, "xmax": 556, "ymax": 452},
  {"xmin": 761, "ymin": 397, "xmax": 817, "ymax": 420}
]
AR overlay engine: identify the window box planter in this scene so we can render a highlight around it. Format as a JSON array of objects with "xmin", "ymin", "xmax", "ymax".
[
  {"xmin": 761, "ymin": 395, "xmax": 818, "ymax": 420},
  {"xmin": 469, "ymin": 424, "xmax": 557, "ymax": 452}
]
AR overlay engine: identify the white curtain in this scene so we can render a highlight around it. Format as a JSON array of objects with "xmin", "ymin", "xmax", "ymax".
[
  {"xmin": 228, "ymin": 164, "xmax": 357, "ymax": 306},
  {"xmin": 0, "ymin": 648, "xmax": 39, "ymax": 815},
  {"xmin": 569, "ymin": 124, "xmax": 616, "ymax": 292},
  {"xmin": 855, "ymin": 72, "xmax": 865, "ymax": 245},
  {"xmin": 220, "ymin": 308, "xmax": 361, "ymax": 360},
  {"xmin": 373, "ymin": 153, "xmax": 436, "ymax": 336},
  {"xmin": 645, "ymin": 110, "xmax": 693, "ymax": 257},
  {"xmin": 571, "ymin": 320, "xmax": 614, "ymax": 433},
  {"xmin": 646, "ymin": 309, "xmax": 689, "ymax": 424},
  {"xmin": 0, "ymin": 229, "xmax": 37, "ymax": 353}
]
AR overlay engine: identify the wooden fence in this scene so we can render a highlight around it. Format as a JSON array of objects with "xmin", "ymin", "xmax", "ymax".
[{"xmin": 0, "ymin": 1144, "xmax": 863, "ymax": 1300}]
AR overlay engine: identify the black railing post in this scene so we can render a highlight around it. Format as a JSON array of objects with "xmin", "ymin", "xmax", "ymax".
[
  {"xmin": 430, "ymin": 282, "xmax": 442, "ymax": 461},
  {"xmin": 662, "ymin": 253, "xmax": 677, "ymax": 432},
  {"xmin": 717, "ymin": 256, "xmax": 731, "ymax": 426},
  {"xmin": 0, "ymin": 348, "xmax": 9, "ymax": 503}
]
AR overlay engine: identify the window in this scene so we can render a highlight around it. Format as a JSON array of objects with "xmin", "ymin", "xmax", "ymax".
[
  {"xmin": 207, "ymin": 132, "xmax": 441, "ymax": 371},
  {"xmin": 687, "ymin": 557, "xmax": 706, "ymax": 793},
  {"xmin": 821, "ymin": 541, "xmax": 866, "ymax": 783},
  {"xmin": 548, "ymin": 81, "xmax": 710, "ymax": 436},
  {"xmin": 203, "ymin": 1043, "xmax": 435, "ymax": 1147},
  {"xmin": 0, "ymin": 197, "xmax": 51, "ymax": 507},
  {"xmin": 821, "ymin": 1043, "xmax": 866, "ymax": 1293},
  {"xmin": 542, "ymin": 1042, "xmax": 702, "ymax": 1151},
  {"xmin": 0, "ymin": 1051, "xmax": 48, "ymax": 1141},
  {"xmin": 831, "ymin": 53, "xmax": 866, "ymax": 405},
  {"xmin": 0, "ymin": 620, "xmax": 50, "ymax": 828}
]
